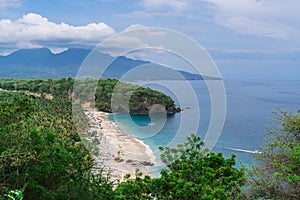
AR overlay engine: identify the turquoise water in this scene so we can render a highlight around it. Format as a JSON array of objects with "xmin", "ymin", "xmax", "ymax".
[{"xmin": 108, "ymin": 80, "xmax": 300, "ymax": 170}]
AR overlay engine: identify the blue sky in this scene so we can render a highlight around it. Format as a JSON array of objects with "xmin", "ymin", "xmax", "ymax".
[{"xmin": 0, "ymin": 0, "xmax": 299, "ymax": 79}]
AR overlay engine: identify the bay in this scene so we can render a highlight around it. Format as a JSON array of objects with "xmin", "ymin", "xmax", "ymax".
[{"xmin": 109, "ymin": 80, "xmax": 300, "ymax": 169}]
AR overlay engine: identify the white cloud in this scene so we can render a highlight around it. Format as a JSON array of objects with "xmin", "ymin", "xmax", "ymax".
[
  {"xmin": 119, "ymin": 10, "xmax": 185, "ymax": 19},
  {"xmin": 124, "ymin": 0, "xmax": 189, "ymax": 18},
  {"xmin": 46, "ymin": 47, "xmax": 69, "ymax": 54},
  {"xmin": 206, "ymin": 0, "xmax": 300, "ymax": 39},
  {"xmin": 0, "ymin": 13, "xmax": 116, "ymax": 54},
  {"xmin": 99, "ymin": 25, "xmax": 166, "ymax": 56},
  {"xmin": 124, "ymin": 24, "xmax": 148, "ymax": 32},
  {"xmin": 0, "ymin": 0, "xmax": 21, "ymax": 8},
  {"xmin": 129, "ymin": 0, "xmax": 299, "ymax": 40},
  {"xmin": 215, "ymin": 16, "xmax": 288, "ymax": 39},
  {"xmin": 142, "ymin": 0, "xmax": 188, "ymax": 11}
]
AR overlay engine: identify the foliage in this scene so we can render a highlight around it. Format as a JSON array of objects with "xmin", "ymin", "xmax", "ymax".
[
  {"xmin": 1, "ymin": 190, "xmax": 23, "ymax": 200},
  {"xmin": 246, "ymin": 109, "xmax": 300, "ymax": 199},
  {"xmin": 0, "ymin": 79, "xmax": 247, "ymax": 199},
  {"xmin": 114, "ymin": 134, "xmax": 246, "ymax": 200},
  {"xmin": 0, "ymin": 78, "xmax": 177, "ymax": 114},
  {"xmin": 0, "ymin": 91, "xmax": 114, "ymax": 199},
  {"xmin": 0, "ymin": 78, "xmax": 74, "ymax": 98},
  {"xmin": 95, "ymin": 78, "xmax": 176, "ymax": 114},
  {"xmin": 114, "ymin": 170, "xmax": 153, "ymax": 200}
]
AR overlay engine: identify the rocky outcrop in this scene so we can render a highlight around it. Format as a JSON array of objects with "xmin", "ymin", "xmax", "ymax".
[
  {"xmin": 125, "ymin": 159, "xmax": 155, "ymax": 166},
  {"xmin": 112, "ymin": 106, "xmax": 181, "ymax": 115}
]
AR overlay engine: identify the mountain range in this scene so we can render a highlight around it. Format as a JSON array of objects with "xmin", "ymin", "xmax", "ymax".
[{"xmin": 0, "ymin": 48, "xmax": 216, "ymax": 80}]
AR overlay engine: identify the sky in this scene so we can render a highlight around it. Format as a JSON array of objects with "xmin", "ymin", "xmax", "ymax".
[{"xmin": 0, "ymin": 0, "xmax": 299, "ymax": 80}]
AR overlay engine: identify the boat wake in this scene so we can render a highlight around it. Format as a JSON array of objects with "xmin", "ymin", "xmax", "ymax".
[{"xmin": 223, "ymin": 147, "xmax": 262, "ymax": 154}]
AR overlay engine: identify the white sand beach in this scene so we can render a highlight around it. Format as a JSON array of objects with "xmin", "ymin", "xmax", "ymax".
[{"xmin": 84, "ymin": 110, "xmax": 156, "ymax": 181}]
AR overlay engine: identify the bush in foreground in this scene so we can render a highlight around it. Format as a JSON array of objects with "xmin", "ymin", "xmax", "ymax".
[
  {"xmin": 115, "ymin": 134, "xmax": 246, "ymax": 200},
  {"xmin": 246, "ymin": 109, "xmax": 300, "ymax": 199}
]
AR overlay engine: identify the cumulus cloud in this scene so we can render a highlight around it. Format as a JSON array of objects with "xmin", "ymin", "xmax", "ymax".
[{"xmin": 0, "ymin": 13, "xmax": 116, "ymax": 54}]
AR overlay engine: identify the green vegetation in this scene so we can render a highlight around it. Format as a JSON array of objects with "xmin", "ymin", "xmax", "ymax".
[
  {"xmin": 0, "ymin": 78, "xmax": 74, "ymax": 98},
  {"xmin": 0, "ymin": 91, "xmax": 244, "ymax": 199},
  {"xmin": 95, "ymin": 78, "xmax": 176, "ymax": 114},
  {"xmin": 114, "ymin": 134, "xmax": 246, "ymax": 200},
  {"xmin": 1, "ymin": 79, "xmax": 299, "ymax": 199},
  {"xmin": 0, "ymin": 190, "xmax": 23, "ymax": 200},
  {"xmin": 0, "ymin": 78, "xmax": 177, "ymax": 114},
  {"xmin": 0, "ymin": 91, "xmax": 114, "ymax": 199},
  {"xmin": 245, "ymin": 109, "xmax": 300, "ymax": 199}
]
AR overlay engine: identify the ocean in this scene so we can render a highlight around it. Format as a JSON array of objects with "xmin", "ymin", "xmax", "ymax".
[{"xmin": 108, "ymin": 80, "xmax": 300, "ymax": 171}]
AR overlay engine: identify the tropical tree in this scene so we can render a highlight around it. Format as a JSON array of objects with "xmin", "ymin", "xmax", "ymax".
[
  {"xmin": 115, "ymin": 134, "xmax": 246, "ymax": 200},
  {"xmin": 0, "ymin": 92, "xmax": 114, "ymax": 200},
  {"xmin": 246, "ymin": 109, "xmax": 300, "ymax": 199}
]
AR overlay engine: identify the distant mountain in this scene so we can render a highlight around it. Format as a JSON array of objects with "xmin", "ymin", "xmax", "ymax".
[
  {"xmin": 0, "ymin": 48, "xmax": 218, "ymax": 80},
  {"xmin": 0, "ymin": 48, "xmax": 90, "ymax": 78}
]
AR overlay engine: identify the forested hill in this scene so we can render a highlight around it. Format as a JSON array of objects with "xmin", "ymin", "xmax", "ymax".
[
  {"xmin": 0, "ymin": 89, "xmax": 246, "ymax": 199},
  {"xmin": 0, "ymin": 78, "xmax": 179, "ymax": 114},
  {"xmin": 1, "ymin": 81, "xmax": 297, "ymax": 199},
  {"xmin": 0, "ymin": 90, "xmax": 110, "ymax": 199}
]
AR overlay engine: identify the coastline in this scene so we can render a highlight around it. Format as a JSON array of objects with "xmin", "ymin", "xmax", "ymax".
[{"xmin": 84, "ymin": 110, "xmax": 156, "ymax": 181}]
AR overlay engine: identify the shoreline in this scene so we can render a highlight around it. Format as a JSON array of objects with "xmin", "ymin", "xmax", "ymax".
[{"xmin": 83, "ymin": 109, "xmax": 157, "ymax": 181}]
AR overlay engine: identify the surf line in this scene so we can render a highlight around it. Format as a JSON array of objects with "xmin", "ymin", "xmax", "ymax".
[{"xmin": 223, "ymin": 147, "xmax": 262, "ymax": 154}]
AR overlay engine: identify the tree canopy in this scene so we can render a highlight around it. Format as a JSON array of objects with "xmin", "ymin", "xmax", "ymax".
[
  {"xmin": 114, "ymin": 134, "xmax": 246, "ymax": 200},
  {"xmin": 0, "ymin": 91, "xmax": 114, "ymax": 200},
  {"xmin": 0, "ymin": 78, "xmax": 177, "ymax": 114},
  {"xmin": 1, "ymin": 78, "xmax": 299, "ymax": 199},
  {"xmin": 0, "ymin": 90, "xmax": 245, "ymax": 199},
  {"xmin": 246, "ymin": 109, "xmax": 300, "ymax": 199}
]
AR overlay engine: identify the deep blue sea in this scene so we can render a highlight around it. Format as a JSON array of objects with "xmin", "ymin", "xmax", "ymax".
[{"xmin": 108, "ymin": 80, "xmax": 300, "ymax": 171}]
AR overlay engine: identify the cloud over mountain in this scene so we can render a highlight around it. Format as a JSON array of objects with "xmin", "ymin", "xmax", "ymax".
[{"xmin": 0, "ymin": 13, "xmax": 116, "ymax": 55}]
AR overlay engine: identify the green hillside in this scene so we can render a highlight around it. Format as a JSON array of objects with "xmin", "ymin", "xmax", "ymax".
[
  {"xmin": 0, "ymin": 78, "xmax": 179, "ymax": 114},
  {"xmin": 0, "ymin": 90, "xmax": 246, "ymax": 199}
]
